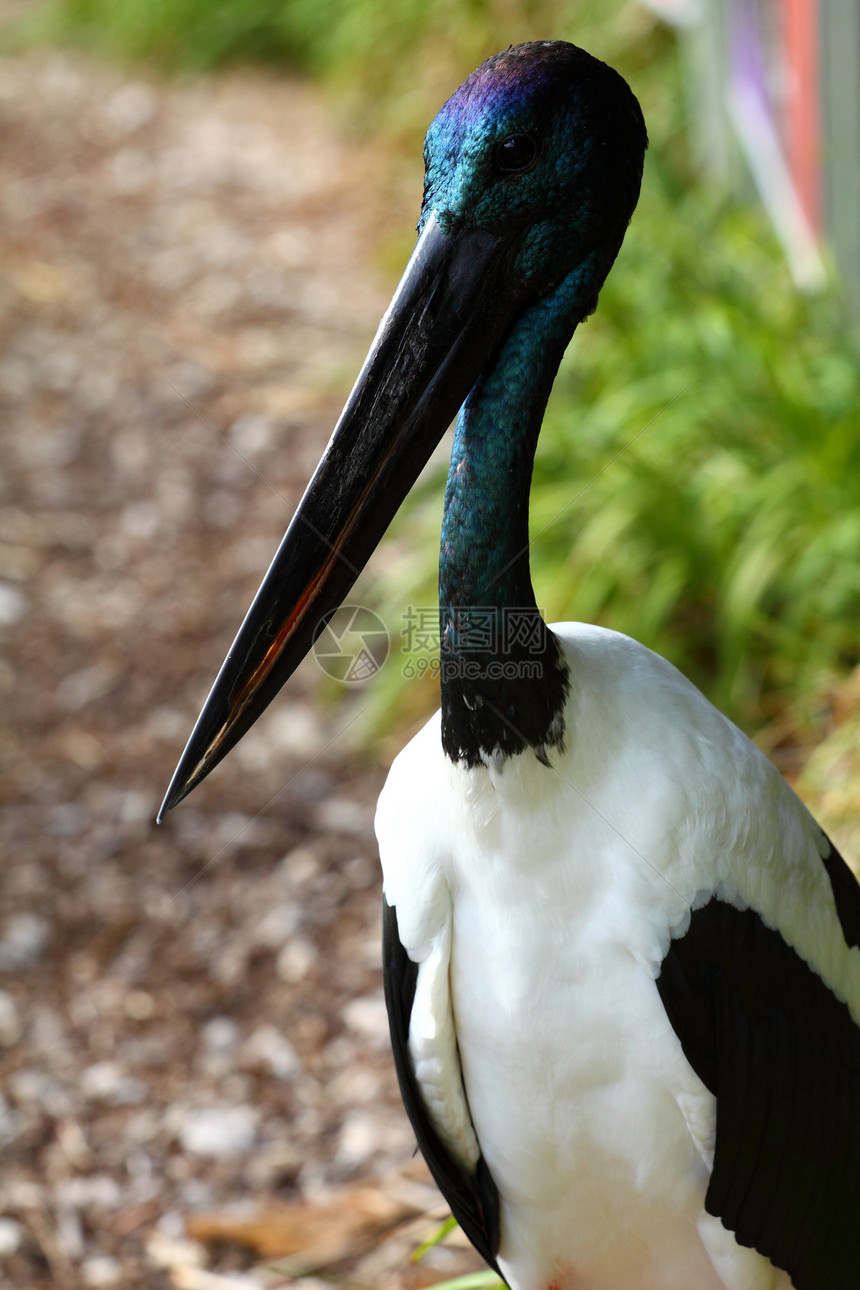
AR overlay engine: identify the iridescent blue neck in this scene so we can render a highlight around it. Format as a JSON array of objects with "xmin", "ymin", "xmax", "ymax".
[{"xmin": 439, "ymin": 256, "xmax": 602, "ymax": 765}]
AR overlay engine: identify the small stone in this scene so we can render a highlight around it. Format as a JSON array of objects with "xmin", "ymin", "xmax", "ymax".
[
  {"xmin": 55, "ymin": 662, "xmax": 116, "ymax": 711},
  {"xmin": 145, "ymin": 1230, "xmax": 205, "ymax": 1271},
  {"xmin": 81, "ymin": 1061, "xmax": 146, "ymax": 1105},
  {"xmin": 336, "ymin": 1109, "xmax": 383, "ymax": 1169},
  {"xmin": 8, "ymin": 1068, "xmax": 61, "ymax": 1106},
  {"xmin": 56, "ymin": 1118, "xmax": 92, "ymax": 1168},
  {"xmin": 344, "ymin": 854, "xmax": 376, "ymax": 889},
  {"xmin": 0, "ymin": 1093, "xmax": 19, "ymax": 1147},
  {"xmin": 252, "ymin": 902, "xmax": 300, "ymax": 949},
  {"xmin": 81, "ymin": 1255, "xmax": 122, "ymax": 1286},
  {"xmin": 46, "ymin": 802, "xmax": 89, "ymax": 837},
  {"xmin": 242, "ymin": 1141, "xmax": 301, "ymax": 1189},
  {"xmin": 0, "ymin": 582, "xmax": 25, "ymax": 626},
  {"xmin": 0, "ymin": 990, "xmax": 21, "ymax": 1045},
  {"xmin": 115, "ymin": 788, "xmax": 151, "ymax": 824},
  {"xmin": 0, "ymin": 913, "xmax": 50, "ymax": 971},
  {"xmin": 228, "ymin": 413, "xmax": 276, "ymax": 456},
  {"xmin": 104, "ymin": 83, "xmax": 157, "ymax": 134},
  {"xmin": 275, "ymin": 936, "xmax": 316, "ymax": 984},
  {"xmin": 172, "ymin": 1269, "xmax": 267, "ymax": 1290},
  {"xmin": 0, "ymin": 1216, "xmax": 22, "ymax": 1257},
  {"xmin": 143, "ymin": 705, "xmax": 188, "ymax": 742},
  {"xmin": 30, "ymin": 1005, "xmax": 69, "ymax": 1058},
  {"xmin": 124, "ymin": 989, "xmax": 155, "ymax": 1020},
  {"xmin": 56, "ymin": 1205, "xmax": 84, "ymax": 1259},
  {"xmin": 240, "ymin": 1025, "xmax": 301, "ymax": 1081},
  {"xmin": 341, "ymin": 993, "xmax": 389, "ymax": 1046},
  {"xmin": 120, "ymin": 499, "xmax": 160, "ymax": 539},
  {"xmin": 274, "ymin": 847, "xmax": 319, "ymax": 886},
  {"xmin": 178, "ymin": 1177, "xmax": 214, "ymax": 1210},
  {"xmin": 315, "ymin": 797, "xmax": 372, "ymax": 836},
  {"xmin": 335, "ymin": 1107, "xmax": 413, "ymax": 1169},
  {"xmin": 154, "ymin": 1211, "xmax": 185, "ymax": 1240},
  {"xmin": 331, "ymin": 1063, "xmax": 382, "ymax": 1104},
  {"xmin": 125, "ymin": 1109, "xmax": 160, "ymax": 1145},
  {"xmin": 263, "ymin": 704, "xmax": 326, "ymax": 757},
  {"xmin": 201, "ymin": 1016, "xmax": 239, "ymax": 1054},
  {"xmin": 178, "ymin": 1106, "xmax": 258, "ymax": 1159},
  {"xmin": 54, "ymin": 1174, "xmax": 122, "ymax": 1210},
  {"xmin": 2, "ymin": 1179, "xmax": 44, "ymax": 1209}
]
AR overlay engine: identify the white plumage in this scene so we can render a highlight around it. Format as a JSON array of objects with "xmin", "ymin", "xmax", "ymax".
[{"xmin": 378, "ymin": 626, "xmax": 846, "ymax": 1290}]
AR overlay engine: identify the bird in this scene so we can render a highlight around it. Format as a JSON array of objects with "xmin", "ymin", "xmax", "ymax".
[{"xmin": 159, "ymin": 40, "xmax": 860, "ymax": 1290}]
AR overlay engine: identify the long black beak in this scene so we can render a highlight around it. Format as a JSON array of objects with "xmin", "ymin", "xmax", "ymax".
[{"xmin": 158, "ymin": 213, "xmax": 531, "ymax": 818}]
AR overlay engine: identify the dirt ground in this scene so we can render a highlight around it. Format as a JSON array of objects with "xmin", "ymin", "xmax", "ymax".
[{"xmin": 0, "ymin": 49, "xmax": 486, "ymax": 1290}]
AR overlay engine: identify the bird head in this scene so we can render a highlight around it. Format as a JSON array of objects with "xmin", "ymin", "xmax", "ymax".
[{"xmin": 422, "ymin": 42, "xmax": 646, "ymax": 301}]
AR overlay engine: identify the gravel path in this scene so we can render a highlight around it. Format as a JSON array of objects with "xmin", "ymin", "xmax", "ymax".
[{"xmin": 0, "ymin": 50, "xmax": 481, "ymax": 1290}]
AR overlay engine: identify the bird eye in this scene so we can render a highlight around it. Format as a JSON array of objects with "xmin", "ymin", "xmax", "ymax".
[{"xmin": 492, "ymin": 133, "xmax": 540, "ymax": 176}]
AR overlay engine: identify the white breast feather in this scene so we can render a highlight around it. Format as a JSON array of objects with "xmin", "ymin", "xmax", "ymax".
[
  {"xmin": 375, "ymin": 623, "xmax": 856, "ymax": 1290},
  {"xmin": 408, "ymin": 916, "xmax": 481, "ymax": 1170}
]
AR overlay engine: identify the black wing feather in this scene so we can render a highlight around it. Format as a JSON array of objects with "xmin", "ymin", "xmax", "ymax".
[
  {"xmin": 820, "ymin": 833, "xmax": 860, "ymax": 948},
  {"xmin": 657, "ymin": 895, "xmax": 860, "ymax": 1290},
  {"xmin": 381, "ymin": 896, "xmax": 504, "ymax": 1277}
]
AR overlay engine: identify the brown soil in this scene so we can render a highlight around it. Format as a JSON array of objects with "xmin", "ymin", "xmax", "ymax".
[{"xmin": 0, "ymin": 49, "xmax": 483, "ymax": 1290}]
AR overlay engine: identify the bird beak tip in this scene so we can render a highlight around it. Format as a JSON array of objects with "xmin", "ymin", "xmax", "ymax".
[
  {"xmin": 155, "ymin": 787, "xmax": 178, "ymax": 824},
  {"xmin": 156, "ymin": 762, "xmax": 198, "ymax": 822}
]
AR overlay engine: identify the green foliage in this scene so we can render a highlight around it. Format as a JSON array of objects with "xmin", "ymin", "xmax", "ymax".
[
  {"xmin": 21, "ymin": 0, "xmax": 301, "ymax": 69},
  {"xmin": 26, "ymin": 0, "xmax": 675, "ymax": 134},
  {"xmin": 526, "ymin": 186, "xmax": 860, "ymax": 726},
  {"xmin": 410, "ymin": 1215, "xmax": 459, "ymax": 1262}
]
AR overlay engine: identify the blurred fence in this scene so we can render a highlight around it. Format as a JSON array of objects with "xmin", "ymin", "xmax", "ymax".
[{"xmin": 645, "ymin": 0, "xmax": 860, "ymax": 315}]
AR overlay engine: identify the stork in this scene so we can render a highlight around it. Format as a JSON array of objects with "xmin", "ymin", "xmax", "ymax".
[{"xmin": 159, "ymin": 41, "xmax": 860, "ymax": 1290}]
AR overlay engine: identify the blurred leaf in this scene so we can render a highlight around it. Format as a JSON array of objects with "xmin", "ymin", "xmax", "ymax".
[{"xmin": 411, "ymin": 1214, "xmax": 459, "ymax": 1261}]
